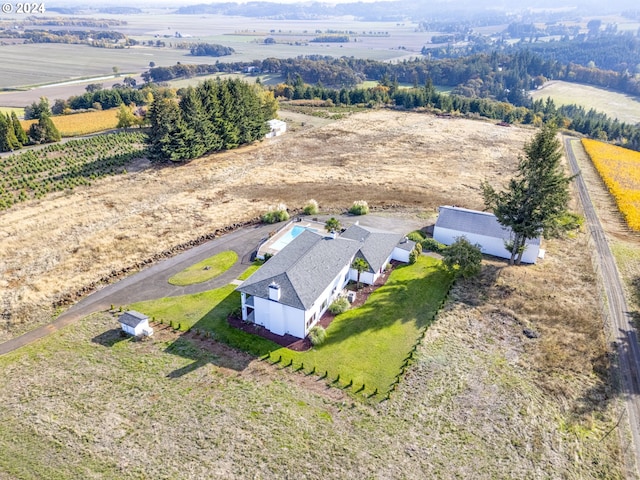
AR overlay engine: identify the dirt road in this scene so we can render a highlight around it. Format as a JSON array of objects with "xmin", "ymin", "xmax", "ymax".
[{"xmin": 564, "ymin": 136, "xmax": 640, "ymax": 476}]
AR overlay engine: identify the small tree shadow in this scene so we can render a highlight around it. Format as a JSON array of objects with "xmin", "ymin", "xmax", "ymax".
[
  {"xmin": 166, "ymin": 358, "xmax": 209, "ymax": 379},
  {"xmin": 92, "ymin": 328, "xmax": 128, "ymax": 347}
]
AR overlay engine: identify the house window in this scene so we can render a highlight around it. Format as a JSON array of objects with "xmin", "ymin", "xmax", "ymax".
[{"xmin": 306, "ymin": 313, "xmax": 316, "ymax": 329}]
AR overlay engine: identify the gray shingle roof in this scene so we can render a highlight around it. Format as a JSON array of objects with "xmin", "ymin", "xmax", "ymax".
[
  {"xmin": 435, "ymin": 206, "xmax": 541, "ymax": 246},
  {"xmin": 340, "ymin": 224, "xmax": 405, "ymax": 272},
  {"xmin": 118, "ymin": 310, "xmax": 148, "ymax": 328},
  {"xmin": 237, "ymin": 230, "xmax": 361, "ymax": 310}
]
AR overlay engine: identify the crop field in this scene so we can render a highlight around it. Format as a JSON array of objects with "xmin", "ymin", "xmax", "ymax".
[
  {"xmin": 20, "ymin": 109, "xmax": 121, "ymax": 137},
  {"xmin": 582, "ymin": 138, "xmax": 640, "ymax": 231},
  {"xmin": 0, "ymin": 106, "xmax": 24, "ymax": 117},
  {"xmin": 0, "ymin": 132, "xmax": 146, "ymax": 210},
  {"xmin": 0, "ymin": 15, "xmax": 429, "ymax": 90},
  {"xmin": 531, "ymin": 80, "xmax": 640, "ymax": 125}
]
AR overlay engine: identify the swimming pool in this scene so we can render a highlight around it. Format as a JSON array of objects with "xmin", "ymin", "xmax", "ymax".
[{"xmin": 270, "ymin": 225, "xmax": 314, "ymax": 251}]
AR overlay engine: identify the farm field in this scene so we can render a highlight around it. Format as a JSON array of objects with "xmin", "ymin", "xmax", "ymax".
[
  {"xmin": 0, "ymin": 15, "xmax": 427, "ymax": 91},
  {"xmin": 0, "ymin": 132, "xmax": 146, "ymax": 210},
  {"xmin": 582, "ymin": 138, "xmax": 640, "ymax": 231},
  {"xmin": 0, "ymin": 110, "xmax": 629, "ymax": 477},
  {"xmin": 531, "ymin": 80, "xmax": 640, "ymax": 125},
  {"xmin": 20, "ymin": 109, "xmax": 121, "ymax": 137}
]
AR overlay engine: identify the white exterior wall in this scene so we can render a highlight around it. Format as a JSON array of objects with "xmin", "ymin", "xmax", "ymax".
[
  {"xmin": 303, "ymin": 262, "xmax": 352, "ymax": 335},
  {"xmin": 121, "ymin": 320, "xmax": 149, "ymax": 336},
  {"xmin": 253, "ymin": 297, "xmax": 305, "ymax": 337},
  {"xmin": 392, "ymin": 246, "xmax": 411, "ymax": 263},
  {"xmin": 242, "ymin": 261, "xmax": 353, "ymax": 339},
  {"xmin": 433, "ymin": 226, "xmax": 539, "ymax": 264},
  {"xmin": 349, "ymin": 269, "xmax": 376, "ymax": 285}
]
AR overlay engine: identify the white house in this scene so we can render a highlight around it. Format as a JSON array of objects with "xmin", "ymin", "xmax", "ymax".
[
  {"xmin": 118, "ymin": 310, "xmax": 154, "ymax": 337},
  {"xmin": 433, "ymin": 205, "xmax": 542, "ymax": 264},
  {"xmin": 265, "ymin": 119, "xmax": 287, "ymax": 138},
  {"xmin": 236, "ymin": 225, "xmax": 415, "ymax": 339}
]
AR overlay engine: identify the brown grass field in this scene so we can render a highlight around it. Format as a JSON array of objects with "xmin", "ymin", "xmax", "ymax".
[{"xmin": 0, "ymin": 109, "xmax": 633, "ymax": 477}]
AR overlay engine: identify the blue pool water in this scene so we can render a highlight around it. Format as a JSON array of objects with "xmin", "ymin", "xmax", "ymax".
[{"xmin": 270, "ymin": 225, "xmax": 315, "ymax": 251}]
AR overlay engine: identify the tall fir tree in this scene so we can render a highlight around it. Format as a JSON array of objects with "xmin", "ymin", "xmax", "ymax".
[
  {"xmin": 482, "ymin": 123, "xmax": 573, "ymax": 265},
  {"xmin": 11, "ymin": 112, "xmax": 28, "ymax": 146}
]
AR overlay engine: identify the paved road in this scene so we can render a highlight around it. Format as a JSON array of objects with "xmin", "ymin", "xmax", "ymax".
[
  {"xmin": 564, "ymin": 137, "xmax": 640, "ymax": 476},
  {"xmin": 0, "ymin": 214, "xmax": 423, "ymax": 356}
]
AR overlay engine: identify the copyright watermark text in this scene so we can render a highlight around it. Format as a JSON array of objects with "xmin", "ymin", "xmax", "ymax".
[{"xmin": 2, "ymin": 3, "xmax": 46, "ymax": 14}]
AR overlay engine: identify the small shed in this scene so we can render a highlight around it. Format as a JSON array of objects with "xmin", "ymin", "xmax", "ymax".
[
  {"xmin": 265, "ymin": 119, "xmax": 287, "ymax": 138},
  {"xmin": 118, "ymin": 310, "xmax": 153, "ymax": 337},
  {"xmin": 433, "ymin": 205, "xmax": 542, "ymax": 264}
]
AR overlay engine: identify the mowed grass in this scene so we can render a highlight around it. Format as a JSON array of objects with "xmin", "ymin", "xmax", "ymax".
[
  {"xmin": 531, "ymin": 80, "xmax": 640, "ymax": 124},
  {"xmin": 21, "ymin": 109, "xmax": 120, "ymax": 136},
  {"xmin": 168, "ymin": 250, "xmax": 238, "ymax": 286},
  {"xmin": 131, "ymin": 255, "xmax": 452, "ymax": 395},
  {"xmin": 582, "ymin": 138, "xmax": 640, "ymax": 230},
  {"xmin": 274, "ymin": 256, "xmax": 453, "ymax": 394},
  {"xmin": 128, "ymin": 285, "xmax": 279, "ymax": 356}
]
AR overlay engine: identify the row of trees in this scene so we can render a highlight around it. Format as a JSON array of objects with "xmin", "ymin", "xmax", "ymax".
[
  {"xmin": 189, "ymin": 43, "xmax": 234, "ymax": 57},
  {"xmin": 269, "ymin": 76, "xmax": 640, "ymax": 151},
  {"xmin": 0, "ymin": 109, "xmax": 60, "ymax": 152},
  {"xmin": 147, "ymin": 78, "xmax": 278, "ymax": 161}
]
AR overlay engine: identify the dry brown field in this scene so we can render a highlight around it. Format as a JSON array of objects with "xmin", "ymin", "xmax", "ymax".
[
  {"xmin": 0, "ymin": 109, "xmax": 633, "ymax": 477},
  {"xmin": 0, "ymin": 110, "xmax": 538, "ymax": 341}
]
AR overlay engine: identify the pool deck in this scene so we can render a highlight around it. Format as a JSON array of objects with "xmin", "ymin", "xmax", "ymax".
[{"xmin": 257, "ymin": 219, "xmax": 328, "ymax": 259}]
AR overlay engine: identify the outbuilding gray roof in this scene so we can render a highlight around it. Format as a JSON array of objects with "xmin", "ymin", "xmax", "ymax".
[
  {"xmin": 435, "ymin": 206, "xmax": 541, "ymax": 246},
  {"xmin": 118, "ymin": 310, "xmax": 148, "ymax": 328},
  {"xmin": 341, "ymin": 224, "xmax": 407, "ymax": 272},
  {"xmin": 237, "ymin": 230, "xmax": 361, "ymax": 310}
]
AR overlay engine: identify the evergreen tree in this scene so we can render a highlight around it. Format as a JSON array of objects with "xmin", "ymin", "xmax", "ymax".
[
  {"xmin": 11, "ymin": 112, "xmax": 28, "ymax": 145},
  {"xmin": 481, "ymin": 123, "xmax": 573, "ymax": 265},
  {"xmin": 179, "ymin": 86, "xmax": 207, "ymax": 158},
  {"xmin": 0, "ymin": 114, "xmax": 18, "ymax": 151},
  {"xmin": 147, "ymin": 97, "xmax": 183, "ymax": 160}
]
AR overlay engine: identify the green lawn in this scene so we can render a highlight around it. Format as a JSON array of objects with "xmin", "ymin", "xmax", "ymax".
[
  {"xmin": 132, "ymin": 255, "xmax": 452, "ymax": 397},
  {"xmin": 272, "ymin": 256, "xmax": 453, "ymax": 395},
  {"xmin": 237, "ymin": 262, "xmax": 262, "ymax": 281},
  {"xmin": 168, "ymin": 250, "xmax": 238, "ymax": 286},
  {"xmin": 128, "ymin": 284, "xmax": 279, "ymax": 356}
]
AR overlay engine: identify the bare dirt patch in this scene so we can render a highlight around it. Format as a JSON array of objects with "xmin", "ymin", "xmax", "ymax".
[{"xmin": 0, "ymin": 110, "xmax": 532, "ymax": 341}]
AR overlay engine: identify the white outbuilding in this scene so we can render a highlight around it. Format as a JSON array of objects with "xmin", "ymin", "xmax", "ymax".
[
  {"xmin": 433, "ymin": 205, "xmax": 542, "ymax": 264},
  {"xmin": 265, "ymin": 119, "xmax": 287, "ymax": 138},
  {"xmin": 118, "ymin": 310, "xmax": 154, "ymax": 337}
]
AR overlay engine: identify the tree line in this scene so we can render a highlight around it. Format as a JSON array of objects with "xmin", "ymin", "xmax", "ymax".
[
  {"xmin": 1, "ymin": 101, "xmax": 60, "ymax": 152},
  {"xmin": 189, "ymin": 43, "xmax": 235, "ymax": 57},
  {"xmin": 147, "ymin": 78, "xmax": 278, "ymax": 161}
]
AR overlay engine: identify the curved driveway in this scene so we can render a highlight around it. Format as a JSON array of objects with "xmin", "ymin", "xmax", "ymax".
[
  {"xmin": 0, "ymin": 214, "xmax": 423, "ymax": 356},
  {"xmin": 564, "ymin": 137, "xmax": 640, "ymax": 475}
]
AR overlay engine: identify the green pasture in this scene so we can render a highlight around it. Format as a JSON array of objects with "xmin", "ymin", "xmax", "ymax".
[{"xmin": 531, "ymin": 81, "xmax": 640, "ymax": 125}]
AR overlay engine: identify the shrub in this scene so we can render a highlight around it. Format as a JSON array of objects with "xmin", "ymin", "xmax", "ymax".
[
  {"xmin": 309, "ymin": 325, "xmax": 327, "ymax": 346},
  {"xmin": 421, "ymin": 237, "xmax": 447, "ymax": 253},
  {"xmin": 408, "ymin": 242, "xmax": 422, "ymax": 264},
  {"xmin": 442, "ymin": 236, "xmax": 482, "ymax": 278},
  {"xmin": 262, "ymin": 203, "xmax": 290, "ymax": 224},
  {"xmin": 407, "ymin": 230, "xmax": 426, "ymax": 242},
  {"xmin": 328, "ymin": 297, "xmax": 350, "ymax": 314},
  {"xmin": 349, "ymin": 200, "xmax": 369, "ymax": 215},
  {"xmin": 303, "ymin": 199, "xmax": 319, "ymax": 215}
]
